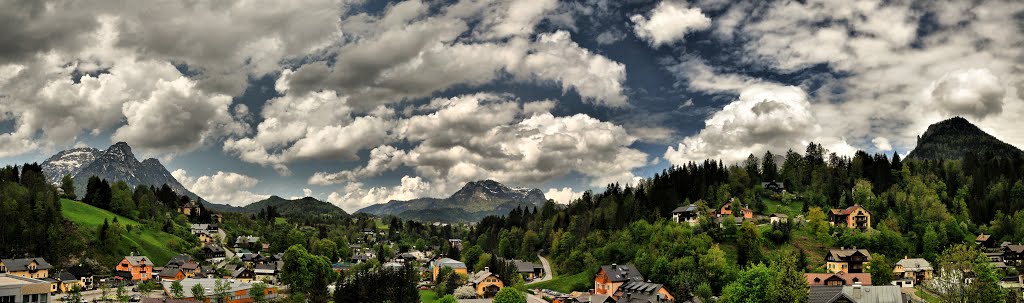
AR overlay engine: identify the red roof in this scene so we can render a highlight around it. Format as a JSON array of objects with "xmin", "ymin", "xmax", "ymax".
[{"xmin": 804, "ymin": 272, "xmax": 872, "ymax": 286}]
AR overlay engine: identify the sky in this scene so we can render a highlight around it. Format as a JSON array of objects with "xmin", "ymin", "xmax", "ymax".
[{"xmin": 1, "ymin": 0, "xmax": 1022, "ymax": 212}]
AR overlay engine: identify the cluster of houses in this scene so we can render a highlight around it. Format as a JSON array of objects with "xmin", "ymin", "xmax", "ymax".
[{"xmin": 426, "ymin": 256, "xmax": 546, "ymax": 300}]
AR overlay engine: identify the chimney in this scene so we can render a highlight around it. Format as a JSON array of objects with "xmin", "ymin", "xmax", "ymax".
[
  {"xmin": 484, "ymin": 267, "xmax": 489, "ymax": 272},
  {"xmin": 852, "ymin": 282, "xmax": 862, "ymax": 299},
  {"xmin": 611, "ymin": 264, "xmax": 617, "ymax": 269}
]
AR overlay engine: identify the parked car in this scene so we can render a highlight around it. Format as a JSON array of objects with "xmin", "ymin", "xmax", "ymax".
[{"xmin": 129, "ymin": 295, "xmax": 141, "ymax": 302}]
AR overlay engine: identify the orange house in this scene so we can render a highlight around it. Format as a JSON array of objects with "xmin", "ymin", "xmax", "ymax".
[
  {"xmin": 115, "ymin": 256, "xmax": 154, "ymax": 281},
  {"xmin": 829, "ymin": 204, "xmax": 872, "ymax": 230},
  {"xmin": 717, "ymin": 199, "xmax": 752, "ymax": 219},
  {"xmin": 594, "ymin": 264, "xmax": 643, "ymax": 296}
]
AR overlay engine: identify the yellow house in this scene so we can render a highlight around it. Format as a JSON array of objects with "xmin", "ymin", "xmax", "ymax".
[
  {"xmin": 0, "ymin": 258, "xmax": 53, "ymax": 279},
  {"xmin": 826, "ymin": 248, "xmax": 872, "ymax": 274},
  {"xmin": 431, "ymin": 258, "xmax": 467, "ymax": 281},
  {"xmin": 894, "ymin": 258, "xmax": 933, "ymax": 282},
  {"xmin": 56, "ymin": 271, "xmax": 85, "ymax": 293},
  {"xmin": 828, "ymin": 205, "xmax": 872, "ymax": 230},
  {"xmin": 470, "ymin": 270, "xmax": 504, "ymax": 298}
]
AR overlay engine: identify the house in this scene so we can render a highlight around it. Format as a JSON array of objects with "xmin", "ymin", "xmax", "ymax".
[
  {"xmin": 808, "ymin": 285, "xmax": 907, "ymax": 303},
  {"xmin": 716, "ymin": 199, "xmax": 752, "ymax": 219},
  {"xmin": 234, "ymin": 236, "xmax": 261, "ymax": 250},
  {"xmin": 0, "ymin": 274, "xmax": 51, "ymax": 303},
  {"xmin": 714, "ymin": 216, "xmax": 745, "ymax": 227},
  {"xmin": 594, "ymin": 264, "xmax": 644, "ymax": 296},
  {"xmin": 1002, "ymin": 244, "xmax": 1024, "ymax": 266},
  {"xmin": 161, "ymin": 278, "xmax": 277, "ymax": 303},
  {"xmin": 40, "ymin": 278, "xmax": 58, "ymax": 294},
  {"xmin": 229, "ymin": 267, "xmax": 255, "ymax": 283},
  {"xmin": 826, "ymin": 248, "xmax": 872, "ymax": 274},
  {"xmin": 115, "ymin": 256, "xmax": 155, "ymax": 281},
  {"xmin": 470, "ymin": 269, "xmax": 504, "ymax": 298},
  {"xmin": 65, "ymin": 266, "xmax": 95, "ymax": 290},
  {"xmin": 180, "ymin": 262, "xmax": 201, "ymax": 278},
  {"xmin": 893, "ymin": 258, "xmax": 932, "ymax": 285},
  {"xmin": 671, "ymin": 204, "xmax": 700, "ymax": 226},
  {"xmin": 976, "ymin": 234, "xmax": 995, "ymax": 248},
  {"xmin": 769, "ymin": 213, "xmax": 789, "ymax": 224},
  {"xmin": 202, "ymin": 244, "xmax": 226, "ymax": 260},
  {"xmin": 166, "ymin": 255, "xmax": 192, "ymax": 268},
  {"xmin": 611, "ymin": 281, "xmax": 674, "ymax": 303},
  {"xmin": 54, "ymin": 271, "xmax": 84, "ymax": 293},
  {"xmin": 431, "ymin": 258, "xmax": 468, "ymax": 281},
  {"xmin": 508, "ymin": 259, "xmax": 543, "ymax": 281},
  {"xmin": 805, "ymin": 273, "xmax": 872, "ymax": 286},
  {"xmin": 762, "ymin": 181, "xmax": 786, "ymax": 194},
  {"xmin": 0, "ymin": 258, "xmax": 52, "ymax": 279},
  {"xmin": 828, "ymin": 205, "xmax": 871, "ymax": 230},
  {"xmin": 449, "ymin": 239, "xmax": 464, "ymax": 251},
  {"xmin": 158, "ymin": 268, "xmax": 185, "ymax": 281},
  {"xmin": 179, "ymin": 201, "xmax": 200, "ymax": 216},
  {"xmin": 350, "ymin": 254, "xmax": 371, "ymax": 264},
  {"xmin": 253, "ymin": 263, "xmax": 278, "ymax": 284}
]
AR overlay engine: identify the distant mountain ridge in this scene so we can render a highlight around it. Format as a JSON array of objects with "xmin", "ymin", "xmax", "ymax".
[
  {"xmin": 907, "ymin": 117, "xmax": 1023, "ymax": 160},
  {"xmin": 41, "ymin": 142, "xmax": 197, "ymax": 199},
  {"xmin": 357, "ymin": 179, "xmax": 547, "ymax": 223},
  {"xmin": 202, "ymin": 196, "xmax": 348, "ymax": 217}
]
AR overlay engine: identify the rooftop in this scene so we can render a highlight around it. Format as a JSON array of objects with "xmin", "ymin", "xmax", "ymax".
[{"xmin": 0, "ymin": 274, "xmax": 48, "ymax": 287}]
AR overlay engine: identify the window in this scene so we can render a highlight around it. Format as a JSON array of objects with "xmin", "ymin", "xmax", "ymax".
[{"xmin": 0, "ymin": 296, "xmax": 13, "ymax": 303}]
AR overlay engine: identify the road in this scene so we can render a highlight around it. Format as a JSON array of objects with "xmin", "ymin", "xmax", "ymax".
[{"xmin": 526, "ymin": 255, "xmax": 552, "ymax": 285}]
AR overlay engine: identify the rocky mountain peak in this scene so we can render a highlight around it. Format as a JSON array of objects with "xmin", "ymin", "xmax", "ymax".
[{"xmin": 40, "ymin": 142, "xmax": 198, "ymax": 200}]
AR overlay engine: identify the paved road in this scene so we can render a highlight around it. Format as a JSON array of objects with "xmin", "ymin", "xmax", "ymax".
[
  {"xmin": 527, "ymin": 255, "xmax": 552, "ymax": 285},
  {"xmin": 526, "ymin": 293, "xmax": 547, "ymax": 303}
]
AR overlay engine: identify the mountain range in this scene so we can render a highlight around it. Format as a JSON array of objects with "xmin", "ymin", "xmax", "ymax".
[
  {"xmin": 907, "ymin": 116, "xmax": 1024, "ymax": 160},
  {"xmin": 202, "ymin": 196, "xmax": 349, "ymax": 217},
  {"xmin": 357, "ymin": 179, "xmax": 548, "ymax": 223},
  {"xmin": 41, "ymin": 142, "xmax": 197, "ymax": 199}
]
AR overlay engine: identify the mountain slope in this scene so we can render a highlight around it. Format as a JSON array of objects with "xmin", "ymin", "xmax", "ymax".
[
  {"xmin": 203, "ymin": 196, "xmax": 348, "ymax": 217},
  {"xmin": 357, "ymin": 180, "xmax": 547, "ymax": 223},
  {"xmin": 41, "ymin": 142, "xmax": 197, "ymax": 199},
  {"xmin": 907, "ymin": 117, "xmax": 1024, "ymax": 160}
]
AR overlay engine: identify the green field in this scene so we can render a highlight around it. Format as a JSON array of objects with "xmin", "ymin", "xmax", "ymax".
[
  {"xmin": 529, "ymin": 272, "xmax": 591, "ymax": 293},
  {"xmin": 60, "ymin": 199, "xmax": 187, "ymax": 265},
  {"xmin": 418, "ymin": 290, "xmax": 439, "ymax": 303}
]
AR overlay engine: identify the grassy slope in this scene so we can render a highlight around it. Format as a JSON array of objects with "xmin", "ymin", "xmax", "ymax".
[
  {"xmin": 528, "ymin": 272, "xmax": 591, "ymax": 293},
  {"xmin": 60, "ymin": 199, "xmax": 186, "ymax": 265},
  {"xmin": 418, "ymin": 290, "xmax": 439, "ymax": 303}
]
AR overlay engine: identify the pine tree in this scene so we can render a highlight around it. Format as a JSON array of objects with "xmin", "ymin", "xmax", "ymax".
[{"xmin": 60, "ymin": 174, "xmax": 76, "ymax": 200}]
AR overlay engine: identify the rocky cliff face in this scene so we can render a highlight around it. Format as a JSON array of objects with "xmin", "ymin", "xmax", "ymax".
[
  {"xmin": 41, "ymin": 142, "xmax": 197, "ymax": 199},
  {"xmin": 357, "ymin": 179, "xmax": 547, "ymax": 223}
]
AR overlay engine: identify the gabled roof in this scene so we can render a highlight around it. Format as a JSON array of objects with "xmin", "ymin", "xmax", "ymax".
[
  {"xmin": 56, "ymin": 271, "xmax": 79, "ymax": 282},
  {"xmin": 895, "ymin": 258, "xmax": 932, "ymax": 271},
  {"xmin": 158, "ymin": 268, "xmax": 183, "ymax": 278},
  {"xmin": 434, "ymin": 258, "xmax": 466, "ymax": 270},
  {"xmin": 808, "ymin": 286, "xmax": 849, "ymax": 303},
  {"xmin": 834, "ymin": 204, "xmax": 871, "ymax": 216},
  {"xmin": 617, "ymin": 281, "xmax": 665, "ymax": 294},
  {"xmin": 167, "ymin": 255, "xmax": 192, "ymax": 267},
  {"xmin": 66, "ymin": 266, "xmax": 94, "ymax": 279},
  {"xmin": 180, "ymin": 262, "xmax": 199, "ymax": 270},
  {"xmin": 513, "ymin": 260, "xmax": 537, "ymax": 273},
  {"xmin": 671, "ymin": 204, "xmax": 699, "ymax": 214},
  {"xmin": 1004, "ymin": 244, "xmax": 1024, "ymax": 254},
  {"xmin": 122, "ymin": 256, "xmax": 154, "ymax": 267},
  {"xmin": 827, "ymin": 248, "xmax": 872, "ymax": 261},
  {"xmin": 770, "ymin": 213, "xmax": 788, "ymax": 218},
  {"xmin": 598, "ymin": 264, "xmax": 643, "ymax": 283},
  {"xmin": 231, "ymin": 267, "xmax": 252, "ymax": 278},
  {"xmin": 804, "ymin": 273, "xmax": 872, "ymax": 286},
  {"xmin": 0, "ymin": 258, "xmax": 53, "ymax": 271},
  {"xmin": 202, "ymin": 244, "xmax": 225, "ymax": 253},
  {"xmin": 470, "ymin": 270, "xmax": 498, "ymax": 284}
]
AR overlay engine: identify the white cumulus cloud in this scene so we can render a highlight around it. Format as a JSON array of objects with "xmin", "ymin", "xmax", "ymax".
[
  {"xmin": 631, "ymin": 1, "xmax": 711, "ymax": 47},
  {"xmin": 173, "ymin": 169, "xmax": 270, "ymax": 206}
]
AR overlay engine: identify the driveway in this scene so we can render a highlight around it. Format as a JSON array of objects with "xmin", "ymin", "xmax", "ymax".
[{"xmin": 527, "ymin": 255, "xmax": 552, "ymax": 285}]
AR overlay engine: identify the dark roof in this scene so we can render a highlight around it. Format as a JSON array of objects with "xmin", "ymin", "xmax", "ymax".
[
  {"xmin": 671, "ymin": 204, "xmax": 699, "ymax": 214},
  {"xmin": 599, "ymin": 264, "xmax": 643, "ymax": 283},
  {"xmin": 1, "ymin": 258, "xmax": 53, "ymax": 271},
  {"xmin": 158, "ymin": 268, "xmax": 182, "ymax": 278},
  {"xmin": 614, "ymin": 281, "xmax": 670, "ymax": 303},
  {"xmin": 808, "ymin": 286, "xmax": 848, "ymax": 303},
  {"xmin": 167, "ymin": 255, "xmax": 192, "ymax": 267},
  {"xmin": 513, "ymin": 260, "xmax": 537, "ymax": 273},
  {"xmin": 827, "ymin": 248, "xmax": 872, "ymax": 261},
  {"xmin": 66, "ymin": 266, "xmax": 94, "ymax": 278},
  {"xmin": 1005, "ymin": 244, "xmax": 1024, "ymax": 254},
  {"xmin": 203, "ymin": 244, "xmax": 225, "ymax": 253},
  {"xmin": 56, "ymin": 271, "xmax": 78, "ymax": 282}
]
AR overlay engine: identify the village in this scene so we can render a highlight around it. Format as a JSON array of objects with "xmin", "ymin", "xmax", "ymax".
[{"xmin": 3, "ymin": 181, "xmax": 1023, "ymax": 303}]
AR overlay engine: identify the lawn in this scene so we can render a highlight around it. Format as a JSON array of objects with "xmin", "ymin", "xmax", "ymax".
[
  {"xmin": 914, "ymin": 287, "xmax": 942, "ymax": 303},
  {"xmin": 418, "ymin": 290, "xmax": 439, "ymax": 303},
  {"xmin": 761, "ymin": 197, "xmax": 803, "ymax": 217},
  {"xmin": 528, "ymin": 272, "xmax": 591, "ymax": 293},
  {"xmin": 61, "ymin": 199, "xmax": 187, "ymax": 265}
]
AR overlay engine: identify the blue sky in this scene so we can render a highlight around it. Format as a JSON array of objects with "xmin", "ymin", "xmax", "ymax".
[{"xmin": 1, "ymin": 0, "xmax": 1022, "ymax": 211}]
